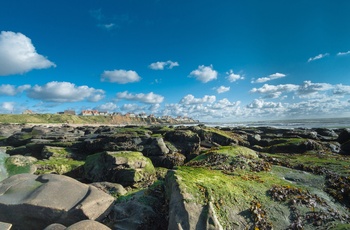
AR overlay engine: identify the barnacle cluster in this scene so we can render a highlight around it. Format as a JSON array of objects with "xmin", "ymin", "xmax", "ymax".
[{"xmin": 249, "ymin": 200, "xmax": 273, "ymax": 230}]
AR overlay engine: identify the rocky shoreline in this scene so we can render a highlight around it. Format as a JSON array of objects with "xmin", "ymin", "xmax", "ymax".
[{"xmin": 0, "ymin": 123, "xmax": 349, "ymax": 229}]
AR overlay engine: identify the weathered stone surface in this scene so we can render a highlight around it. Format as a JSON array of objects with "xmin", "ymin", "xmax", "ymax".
[
  {"xmin": 164, "ymin": 130, "xmax": 200, "ymax": 157},
  {"xmin": 0, "ymin": 174, "xmax": 114, "ymax": 229},
  {"xmin": 65, "ymin": 220, "xmax": 111, "ymax": 230},
  {"xmin": 91, "ymin": 182, "xmax": 127, "ymax": 197},
  {"xmin": 0, "ymin": 221, "xmax": 12, "ymax": 230},
  {"xmin": 43, "ymin": 223, "xmax": 66, "ymax": 230},
  {"xmin": 142, "ymin": 137, "xmax": 170, "ymax": 156},
  {"xmin": 84, "ymin": 151, "xmax": 156, "ymax": 187}
]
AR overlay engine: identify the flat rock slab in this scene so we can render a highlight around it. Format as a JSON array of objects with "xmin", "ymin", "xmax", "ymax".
[{"xmin": 0, "ymin": 174, "xmax": 114, "ymax": 230}]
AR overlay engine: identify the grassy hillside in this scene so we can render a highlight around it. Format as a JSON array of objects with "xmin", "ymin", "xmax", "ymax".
[{"xmin": 0, "ymin": 114, "xmax": 136, "ymax": 124}]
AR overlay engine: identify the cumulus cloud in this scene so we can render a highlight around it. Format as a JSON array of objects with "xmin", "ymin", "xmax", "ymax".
[
  {"xmin": 0, "ymin": 31, "xmax": 56, "ymax": 76},
  {"xmin": 226, "ymin": 70, "xmax": 244, "ymax": 82},
  {"xmin": 297, "ymin": 81, "xmax": 333, "ymax": 96},
  {"xmin": 333, "ymin": 84, "xmax": 350, "ymax": 95},
  {"xmin": 307, "ymin": 53, "xmax": 329, "ymax": 62},
  {"xmin": 27, "ymin": 81, "xmax": 105, "ymax": 102},
  {"xmin": 250, "ymin": 83, "xmax": 299, "ymax": 98},
  {"xmin": 1, "ymin": 102, "xmax": 15, "ymax": 112},
  {"xmin": 0, "ymin": 84, "xmax": 30, "ymax": 96},
  {"xmin": 95, "ymin": 102, "xmax": 118, "ymax": 111},
  {"xmin": 189, "ymin": 65, "xmax": 217, "ymax": 83},
  {"xmin": 337, "ymin": 51, "xmax": 350, "ymax": 56},
  {"xmin": 101, "ymin": 69, "xmax": 141, "ymax": 84},
  {"xmin": 247, "ymin": 99, "xmax": 283, "ymax": 109},
  {"xmin": 149, "ymin": 60, "xmax": 179, "ymax": 70},
  {"xmin": 180, "ymin": 94, "xmax": 216, "ymax": 104},
  {"xmin": 216, "ymin": 86, "xmax": 230, "ymax": 94},
  {"xmin": 252, "ymin": 72, "xmax": 286, "ymax": 83},
  {"xmin": 116, "ymin": 91, "xmax": 164, "ymax": 104},
  {"xmin": 120, "ymin": 103, "xmax": 147, "ymax": 113}
]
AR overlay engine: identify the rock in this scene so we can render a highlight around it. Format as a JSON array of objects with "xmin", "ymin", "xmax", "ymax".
[
  {"xmin": 82, "ymin": 134, "xmax": 144, "ymax": 154},
  {"xmin": 338, "ymin": 128, "xmax": 350, "ymax": 144},
  {"xmin": 149, "ymin": 152, "xmax": 186, "ymax": 168},
  {"xmin": 65, "ymin": 220, "xmax": 111, "ymax": 230},
  {"xmin": 0, "ymin": 221, "xmax": 12, "ymax": 230},
  {"xmin": 43, "ymin": 223, "xmax": 66, "ymax": 230},
  {"xmin": 91, "ymin": 182, "xmax": 127, "ymax": 197},
  {"xmin": 0, "ymin": 174, "xmax": 114, "ymax": 229},
  {"xmin": 142, "ymin": 137, "xmax": 170, "ymax": 156},
  {"xmin": 42, "ymin": 146, "xmax": 71, "ymax": 159},
  {"xmin": 314, "ymin": 128, "xmax": 338, "ymax": 140},
  {"xmin": 5, "ymin": 154, "xmax": 37, "ymax": 176},
  {"xmin": 107, "ymin": 181, "xmax": 168, "ymax": 230},
  {"xmin": 164, "ymin": 130, "xmax": 200, "ymax": 157},
  {"xmin": 84, "ymin": 151, "xmax": 156, "ymax": 187},
  {"xmin": 340, "ymin": 140, "xmax": 350, "ymax": 155},
  {"xmin": 6, "ymin": 132, "xmax": 33, "ymax": 147}
]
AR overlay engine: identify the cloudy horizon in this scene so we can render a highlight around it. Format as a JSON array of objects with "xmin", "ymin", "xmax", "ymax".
[{"xmin": 1, "ymin": 1, "xmax": 350, "ymax": 122}]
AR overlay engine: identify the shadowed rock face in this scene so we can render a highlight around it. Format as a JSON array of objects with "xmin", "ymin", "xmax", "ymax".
[{"xmin": 0, "ymin": 174, "xmax": 114, "ymax": 230}]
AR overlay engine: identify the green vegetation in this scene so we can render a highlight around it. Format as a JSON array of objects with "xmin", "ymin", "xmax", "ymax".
[
  {"xmin": 263, "ymin": 151, "xmax": 350, "ymax": 176},
  {"xmin": 35, "ymin": 158, "xmax": 84, "ymax": 175},
  {"xmin": 0, "ymin": 114, "xmax": 115, "ymax": 124}
]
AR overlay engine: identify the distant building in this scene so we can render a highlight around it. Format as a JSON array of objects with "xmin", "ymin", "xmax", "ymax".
[
  {"xmin": 81, "ymin": 110, "xmax": 108, "ymax": 116},
  {"xmin": 64, "ymin": 110, "xmax": 76, "ymax": 115},
  {"xmin": 22, "ymin": 109, "xmax": 35, "ymax": 114}
]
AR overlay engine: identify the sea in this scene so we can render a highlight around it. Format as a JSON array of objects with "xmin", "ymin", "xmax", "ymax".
[{"xmin": 205, "ymin": 117, "xmax": 350, "ymax": 129}]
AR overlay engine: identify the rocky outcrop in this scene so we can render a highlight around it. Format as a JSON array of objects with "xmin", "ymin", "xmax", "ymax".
[
  {"xmin": 0, "ymin": 174, "xmax": 114, "ymax": 230},
  {"xmin": 84, "ymin": 151, "xmax": 156, "ymax": 187},
  {"xmin": 1, "ymin": 124, "xmax": 350, "ymax": 229}
]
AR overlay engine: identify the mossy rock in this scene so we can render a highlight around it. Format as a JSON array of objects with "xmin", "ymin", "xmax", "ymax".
[
  {"xmin": 35, "ymin": 158, "xmax": 84, "ymax": 175},
  {"xmin": 84, "ymin": 151, "xmax": 156, "ymax": 187},
  {"xmin": 41, "ymin": 146, "xmax": 72, "ymax": 159},
  {"xmin": 165, "ymin": 165, "xmax": 350, "ymax": 230},
  {"xmin": 5, "ymin": 155, "xmax": 37, "ymax": 176}
]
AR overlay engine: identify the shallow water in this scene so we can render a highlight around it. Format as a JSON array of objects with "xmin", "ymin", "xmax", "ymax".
[{"xmin": 0, "ymin": 149, "xmax": 9, "ymax": 182}]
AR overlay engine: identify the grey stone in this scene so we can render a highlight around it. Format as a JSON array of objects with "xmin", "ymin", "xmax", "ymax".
[{"xmin": 0, "ymin": 173, "xmax": 114, "ymax": 230}]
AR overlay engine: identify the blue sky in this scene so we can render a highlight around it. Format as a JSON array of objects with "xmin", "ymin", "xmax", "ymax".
[{"xmin": 1, "ymin": 0, "xmax": 350, "ymax": 122}]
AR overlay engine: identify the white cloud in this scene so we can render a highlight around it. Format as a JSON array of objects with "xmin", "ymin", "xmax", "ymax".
[
  {"xmin": 250, "ymin": 83, "xmax": 299, "ymax": 98},
  {"xmin": 216, "ymin": 86, "xmax": 230, "ymax": 94},
  {"xmin": 27, "ymin": 81, "xmax": 105, "ymax": 102},
  {"xmin": 180, "ymin": 94, "xmax": 216, "ymax": 104},
  {"xmin": 101, "ymin": 69, "xmax": 141, "ymax": 84},
  {"xmin": 189, "ymin": 65, "xmax": 217, "ymax": 83},
  {"xmin": 149, "ymin": 60, "xmax": 179, "ymax": 70},
  {"xmin": 307, "ymin": 53, "xmax": 329, "ymax": 62},
  {"xmin": 0, "ymin": 84, "xmax": 30, "ymax": 96},
  {"xmin": 297, "ymin": 81, "xmax": 333, "ymax": 95},
  {"xmin": 116, "ymin": 91, "xmax": 164, "ymax": 104},
  {"xmin": 0, "ymin": 31, "xmax": 56, "ymax": 76},
  {"xmin": 120, "ymin": 103, "xmax": 147, "ymax": 112},
  {"xmin": 337, "ymin": 51, "xmax": 350, "ymax": 56},
  {"xmin": 247, "ymin": 99, "xmax": 283, "ymax": 109},
  {"xmin": 226, "ymin": 70, "xmax": 244, "ymax": 82},
  {"xmin": 333, "ymin": 84, "xmax": 350, "ymax": 95},
  {"xmin": 98, "ymin": 23, "xmax": 117, "ymax": 30},
  {"xmin": 1, "ymin": 102, "xmax": 15, "ymax": 112},
  {"xmin": 95, "ymin": 102, "xmax": 118, "ymax": 111},
  {"xmin": 252, "ymin": 72, "xmax": 286, "ymax": 83}
]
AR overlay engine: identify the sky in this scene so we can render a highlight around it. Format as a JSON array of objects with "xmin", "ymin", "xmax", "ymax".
[{"xmin": 1, "ymin": 0, "xmax": 350, "ymax": 122}]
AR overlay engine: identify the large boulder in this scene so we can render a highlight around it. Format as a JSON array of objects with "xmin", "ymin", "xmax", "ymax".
[
  {"xmin": 0, "ymin": 174, "xmax": 114, "ymax": 229},
  {"xmin": 164, "ymin": 130, "xmax": 200, "ymax": 158},
  {"xmin": 84, "ymin": 151, "xmax": 156, "ymax": 187}
]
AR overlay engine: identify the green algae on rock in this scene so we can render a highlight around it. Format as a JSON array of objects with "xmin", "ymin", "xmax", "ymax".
[{"xmin": 84, "ymin": 151, "xmax": 156, "ymax": 187}]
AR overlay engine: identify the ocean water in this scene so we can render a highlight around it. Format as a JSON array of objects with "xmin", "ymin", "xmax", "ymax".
[
  {"xmin": 206, "ymin": 117, "xmax": 350, "ymax": 129},
  {"xmin": 0, "ymin": 149, "xmax": 9, "ymax": 182}
]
